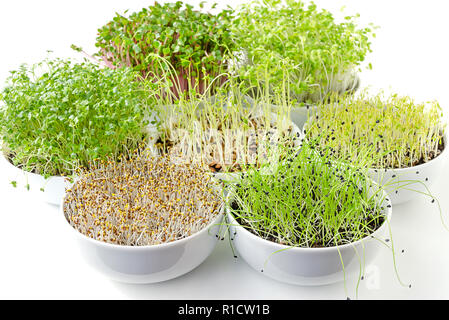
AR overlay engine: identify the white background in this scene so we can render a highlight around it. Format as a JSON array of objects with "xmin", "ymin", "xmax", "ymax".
[{"xmin": 0, "ymin": 0, "xmax": 449, "ymax": 300}]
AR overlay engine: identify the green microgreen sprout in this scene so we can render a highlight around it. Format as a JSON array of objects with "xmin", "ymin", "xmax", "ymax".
[
  {"xmin": 225, "ymin": 138, "xmax": 413, "ymax": 298},
  {"xmin": 155, "ymin": 79, "xmax": 300, "ymax": 173},
  {"xmin": 64, "ymin": 151, "xmax": 223, "ymax": 246},
  {"xmin": 95, "ymin": 1, "xmax": 236, "ymax": 99},
  {"xmin": 232, "ymin": 0, "xmax": 375, "ymax": 104},
  {"xmin": 226, "ymin": 140, "xmax": 387, "ymax": 248},
  {"xmin": 306, "ymin": 91, "xmax": 446, "ymax": 169},
  {"xmin": 306, "ymin": 92, "xmax": 449, "ymax": 235},
  {"xmin": 0, "ymin": 57, "xmax": 155, "ymax": 178}
]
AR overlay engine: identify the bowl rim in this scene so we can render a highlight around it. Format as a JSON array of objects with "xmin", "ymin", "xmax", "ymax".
[
  {"xmin": 61, "ymin": 191, "xmax": 225, "ymax": 251},
  {"xmin": 226, "ymin": 186, "xmax": 392, "ymax": 253},
  {"xmin": 0, "ymin": 149, "xmax": 67, "ymax": 181},
  {"xmin": 0, "ymin": 122, "xmax": 159, "ymax": 182}
]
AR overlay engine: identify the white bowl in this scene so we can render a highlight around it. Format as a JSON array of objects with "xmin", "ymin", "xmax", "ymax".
[
  {"xmin": 289, "ymin": 69, "xmax": 361, "ymax": 105},
  {"xmin": 0, "ymin": 152, "xmax": 72, "ymax": 206},
  {"xmin": 368, "ymin": 134, "xmax": 448, "ymax": 205},
  {"xmin": 288, "ymin": 105, "xmax": 318, "ymax": 131},
  {"xmin": 61, "ymin": 194, "xmax": 224, "ymax": 284},
  {"xmin": 227, "ymin": 191, "xmax": 392, "ymax": 286}
]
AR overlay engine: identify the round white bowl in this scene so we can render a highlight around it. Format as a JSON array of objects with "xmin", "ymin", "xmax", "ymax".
[
  {"xmin": 286, "ymin": 69, "xmax": 361, "ymax": 105},
  {"xmin": 227, "ymin": 191, "xmax": 392, "ymax": 286},
  {"xmin": 288, "ymin": 105, "xmax": 318, "ymax": 131},
  {"xmin": 0, "ymin": 152, "xmax": 72, "ymax": 206},
  {"xmin": 61, "ymin": 194, "xmax": 224, "ymax": 284},
  {"xmin": 368, "ymin": 134, "xmax": 448, "ymax": 205}
]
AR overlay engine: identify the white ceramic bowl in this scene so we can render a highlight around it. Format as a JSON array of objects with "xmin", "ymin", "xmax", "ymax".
[
  {"xmin": 61, "ymin": 194, "xmax": 224, "ymax": 284},
  {"xmin": 287, "ymin": 69, "xmax": 361, "ymax": 105},
  {"xmin": 0, "ymin": 152, "xmax": 72, "ymax": 206},
  {"xmin": 227, "ymin": 191, "xmax": 392, "ymax": 286},
  {"xmin": 368, "ymin": 134, "xmax": 448, "ymax": 205},
  {"xmin": 288, "ymin": 105, "xmax": 318, "ymax": 131}
]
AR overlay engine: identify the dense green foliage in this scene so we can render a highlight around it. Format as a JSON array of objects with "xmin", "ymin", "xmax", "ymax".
[
  {"xmin": 227, "ymin": 140, "xmax": 387, "ymax": 248},
  {"xmin": 232, "ymin": 0, "xmax": 375, "ymax": 104},
  {"xmin": 0, "ymin": 58, "xmax": 154, "ymax": 177},
  {"xmin": 96, "ymin": 1, "xmax": 235, "ymax": 97}
]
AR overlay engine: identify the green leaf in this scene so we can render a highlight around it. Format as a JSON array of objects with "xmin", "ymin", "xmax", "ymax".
[
  {"xmin": 162, "ymin": 47, "xmax": 171, "ymax": 55},
  {"xmin": 132, "ymin": 43, "xmax": 142, "ymax": 54}
]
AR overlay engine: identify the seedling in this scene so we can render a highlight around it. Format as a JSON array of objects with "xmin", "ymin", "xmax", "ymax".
[
  {"xmin": 96, "ymin": 1, "xmax": 236, "ymax": 99},
  {"xmin": 232, "ymin": 0, "xmax": 375, "ymax": 104},
  {"xmin": 64, "ymin": 151, "xmax": 223, "ymax": 246},
  {"xmin": 306, "ymin": 91, "xmax": 446, "ymax": 169},
  {"xmin": 0, "ymin": 57, "xmax": 155, "ymax": 178},
  {"xmin": 227, "ymin": 140, "xmax": 387, "ymax": 248},
  {"xmin": 155, "ymin": 82, "xmax": 299, "ymax": 173}
]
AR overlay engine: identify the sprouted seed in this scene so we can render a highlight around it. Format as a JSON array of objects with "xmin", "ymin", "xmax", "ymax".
[
  {"xmin": 226, "ymin": 140, "xmax": 388, "ymax": 248},
  {"xmin": 306, "ymin": 91, "xmax": 446, "ymax": 169},
  {"xmin": 63, "ymin": 151, "xmax": 223, "ymax": 246},
  {"xmin": 156, "ymin": 86, "xmax": 298, "ymax": 173},
  {"xmin": 95, "ymin": 1, "xmax": 235, "ymax": 99},
  {"xmin": 232, "ymin": 0, "xmax": 374, "ymax": 104},
  {"xmin": 0, "ymin": 57, "xmax": 155, "ymax": 178}
]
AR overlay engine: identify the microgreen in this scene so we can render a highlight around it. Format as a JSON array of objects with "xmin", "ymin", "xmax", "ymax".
[
  {"xmin": 95, "ymin": 1, "xmax": 236, "ymax": 98},
  {"xmin": 155, "ymin": 81, "xmax": 298, "ymax": 173},
  {"xmin": 232, "ymin": 0, "xmax": 375, "ymax": 104},
  {"xmin": 64, "ymin": 151, "xmax": 223, "ymax": 246},
  {"xmin": 0, "ymin": 57, "xmax": 155, "ymax": 177},
  {"xmin": 306, "ymin": 91, "xmax": 446, "ymax": 169},
  {"xmin": 226, "ymin": 139, "xmax": 388, "ymax": 248}
]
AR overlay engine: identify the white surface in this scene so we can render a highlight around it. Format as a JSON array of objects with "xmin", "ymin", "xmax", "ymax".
[
  {"xmin": 0, "ymin": 152, "xmax": 72, "ymax": 206},
  {"xmin": 1, "ymin": 0, "xmax": 449, "ymax": 300}
]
